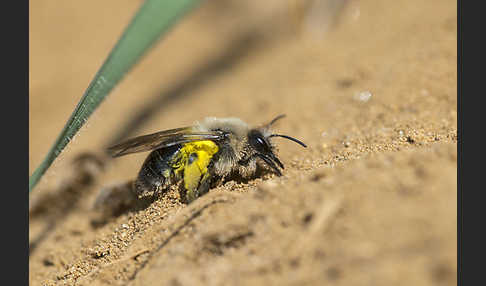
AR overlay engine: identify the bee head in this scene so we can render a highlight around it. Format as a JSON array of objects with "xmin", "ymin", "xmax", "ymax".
[{"xmin": 247, "ymin": 115, "xmax": 306, "ymax": 176}]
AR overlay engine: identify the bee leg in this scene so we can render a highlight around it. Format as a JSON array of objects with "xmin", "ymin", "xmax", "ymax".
[
  {"xmin": 182, "ymin": 153, "xmax": 203, "ymax": 203},
  {"xmin": 182, "ymin": 152, "xmax": 216, "ymax": 203},
  {"xmin": 197, "ymin": 172, "xmax": 212, "ymax": 196},
  {"xmin": 184, "ymin": 171, "xmax": 213, "ymax": 204}
]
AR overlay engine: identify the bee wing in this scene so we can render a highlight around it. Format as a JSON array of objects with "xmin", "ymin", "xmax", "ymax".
[{"xmin": 107, "ymin": 127, "xmax": 223, "ymax": 157}]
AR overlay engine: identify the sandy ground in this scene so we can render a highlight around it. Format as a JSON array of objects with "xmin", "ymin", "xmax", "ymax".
[{"xmin": 29, "ymin": 0, "xmax": 457, "ymax": 285}]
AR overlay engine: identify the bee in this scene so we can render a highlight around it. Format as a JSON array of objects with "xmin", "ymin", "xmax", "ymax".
[{"xmin": 107, "ymin": 115, "xmax": 306, "ymax": 204}]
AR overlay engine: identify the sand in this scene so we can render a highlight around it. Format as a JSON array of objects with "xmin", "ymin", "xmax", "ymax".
[{"xmin": 29, "ymin": 0, "xmax": 457, "ymax": 285}]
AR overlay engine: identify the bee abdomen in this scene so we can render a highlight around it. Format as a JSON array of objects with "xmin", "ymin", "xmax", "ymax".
[{"xmin": 134, "ymin": 145, "xmax": 181, "ymax": 198}]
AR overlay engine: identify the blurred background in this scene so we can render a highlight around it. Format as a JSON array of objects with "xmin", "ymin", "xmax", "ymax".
[
  {"xmin": 30, "ymin": 0, "xmax": 457, "ymax": 285},
  {"xmin": 29, "ymin": 0, "xmax": 456, "ymax": 186}
]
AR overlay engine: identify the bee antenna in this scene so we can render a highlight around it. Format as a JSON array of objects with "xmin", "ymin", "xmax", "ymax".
[
  {"xmin": 268, "ymin": 134, "xmax": 307, "ymax": 148},
  {"xmin": 266, "ymin": 114, "xmax": 286, "ymax": 127}
]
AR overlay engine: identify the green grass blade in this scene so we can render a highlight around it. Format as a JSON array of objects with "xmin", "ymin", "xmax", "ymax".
[{"xmin": 29, "ymin": 0, "xmax": 201, "ymax": 193}]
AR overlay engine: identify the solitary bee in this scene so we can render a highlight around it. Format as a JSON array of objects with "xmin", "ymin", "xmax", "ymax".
[{"xmin": 107, "ymin": 115, "xmax": 306, "ymax": 204}]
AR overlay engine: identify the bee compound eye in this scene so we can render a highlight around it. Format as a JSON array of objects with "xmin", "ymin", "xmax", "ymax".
[
  {"xmin": 249, "ymin": 130, "xmax": 270, "ymax": 153},
  {"xmin": 256, "ymin": 137, "xmax": 265, "ymax": 146}
]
